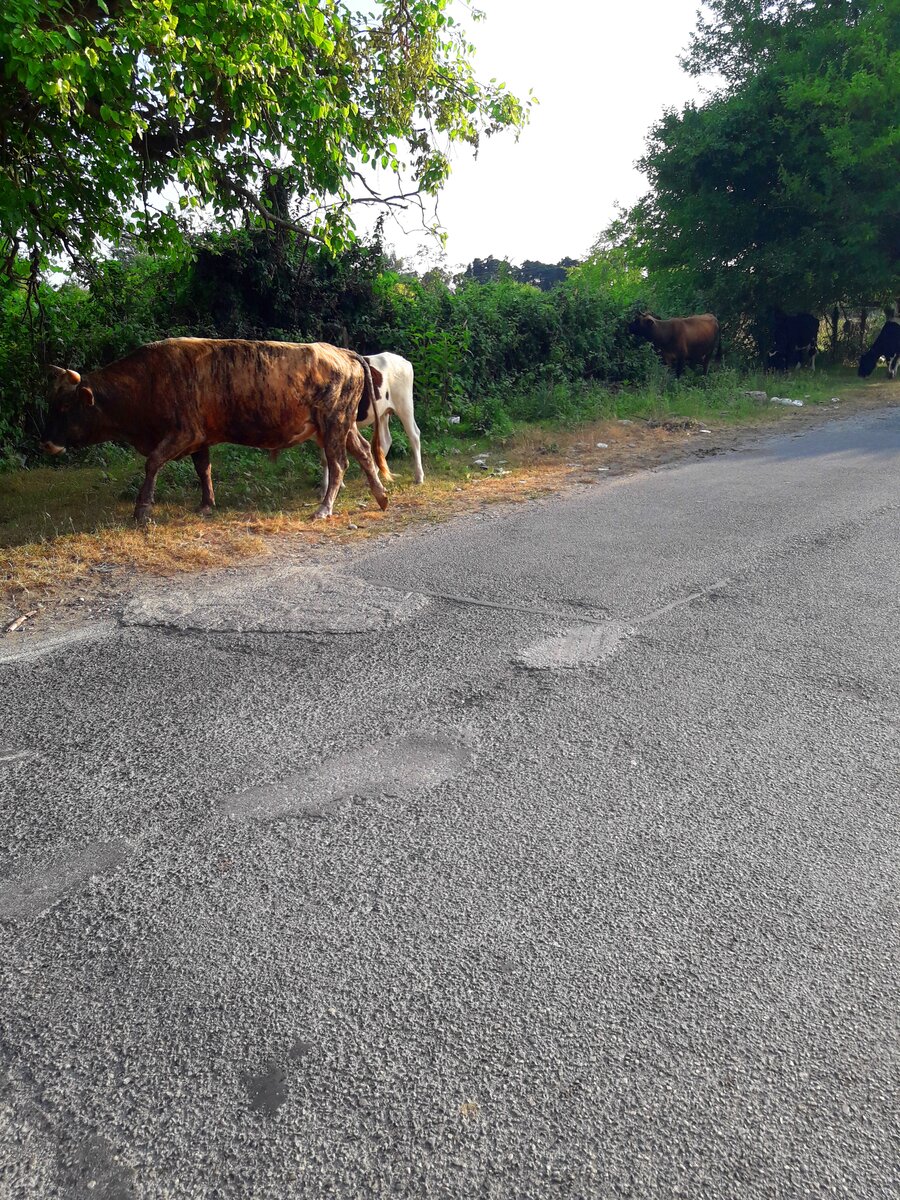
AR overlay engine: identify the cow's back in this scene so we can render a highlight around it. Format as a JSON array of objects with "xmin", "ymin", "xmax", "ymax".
[
  {"xmin": 94, "ymin": 339, "xmax": 361, "ymax": 451},
  {"xmin": 652, "ymin": 314, "xmax": 718, "ymax": 357},
  {"xmin": 365, "ymin": 352, "xmax": 413, "ymax": 410},
  {"xmin": 680, "ymin": 313, "xmax": 719, "ymax": 339},
  {"xmin": 876, "ymin": 322, "xmax": 900, "ymax": 355}
]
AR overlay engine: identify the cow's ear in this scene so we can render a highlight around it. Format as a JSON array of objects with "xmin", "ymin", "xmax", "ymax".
[
  {"xmin": 77, "ymin": 385, "xmax": 95, "ymax": 407},
  {"xmin": 369, "ymin": 366, "xmax": 383, "ymax": 392}
]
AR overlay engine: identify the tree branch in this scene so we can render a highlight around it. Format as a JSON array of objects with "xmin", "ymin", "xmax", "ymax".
[{"xmin": 131, "ymin": 118, "xmax": 233, "ymax": 161}]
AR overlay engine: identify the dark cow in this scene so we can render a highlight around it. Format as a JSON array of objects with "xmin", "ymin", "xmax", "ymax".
[
  {"xmin": 41, "ymin": 338, "xmax": 391, "ymax": 523},
  {"xmin": 858, "ymin": 321, "xmax": 900, "ymax": 379},
  {"xmin": 627, "ymin": 312, "xmax": 721, "ymax": 377},
  {"xmin": 768, "ymin": 311, "xmax": 820, "ymax": 371}
]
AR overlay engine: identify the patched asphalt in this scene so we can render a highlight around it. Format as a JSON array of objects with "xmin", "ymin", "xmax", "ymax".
[{"xmin": 1, "ymin": 405, "xmax": 898, "ymax": 1198}]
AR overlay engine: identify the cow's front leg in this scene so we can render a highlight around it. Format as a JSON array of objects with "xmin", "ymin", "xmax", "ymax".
[
  {"xmin": 192, "ymin": 446, "xmax": 215, "ymax": 514},
  {"xmin": 134, "ymin": 436, "xmax": 187, "ymax": 524},
  {"xmin": 347, "ymin": 426, "xmax": 389, "ymax": 511}
]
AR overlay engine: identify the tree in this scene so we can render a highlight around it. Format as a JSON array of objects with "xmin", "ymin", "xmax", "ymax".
[
  {"xmin": 629, "ymin": 0, "xmax": 899, "ymax": 327},
  {"xmin": 458, "ymin": 257, "xmax": 579, "ymax": 290},
  {"xmin": 0, "ymin": 1, "xmax": 528, "ymax": 290},
  {"xmin": 459, "ymin": 255, "xmax": 512, "ymax": 285},
  {"xmin": 514, "ymin": 258, "xmax": 578, "ymax": 291}
]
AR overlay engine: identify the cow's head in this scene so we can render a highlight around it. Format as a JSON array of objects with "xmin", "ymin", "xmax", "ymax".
[
  {"xmin": 858, "ymin": 349, "xmax": 878, "ymax": 378},
  {"xmin": 40, "ymin": 367, "xmax": 99, "ymax": 454},
  {"xmin": 627, "ymin": 313, "xmax": 656, "ymax": 340}
]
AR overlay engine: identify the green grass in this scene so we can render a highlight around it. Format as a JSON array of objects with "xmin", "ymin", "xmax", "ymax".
[{"xmin": 494, "ymin": 363, "xmax": 859, "ymax": 430}]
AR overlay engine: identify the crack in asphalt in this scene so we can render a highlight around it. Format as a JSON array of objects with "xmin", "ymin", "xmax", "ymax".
[
  {"xmin": 411, "ymin": 589, "xmax": 611, "ymax": 623},
  {"xmin": 633, "ymin": 578, "xmax": 735, "ymax": 627}
]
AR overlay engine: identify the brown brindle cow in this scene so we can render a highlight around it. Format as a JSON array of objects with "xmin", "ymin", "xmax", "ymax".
[
  {"xmin": 40, "ymin": 338, "xmax": 391, "ymax": 523},
  {"xmin": 627, "ymin": 312, "xmax": 721, "ymax": 377}
]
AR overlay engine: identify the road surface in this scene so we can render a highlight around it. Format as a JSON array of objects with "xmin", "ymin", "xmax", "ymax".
[{"xmin": 2, "ymin": 406, "xmax": 898, "ymax": 1198}]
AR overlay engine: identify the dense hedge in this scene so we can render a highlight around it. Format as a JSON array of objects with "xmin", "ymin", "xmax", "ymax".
[{"xmin": 0, "ymin": 230, "xmax": 657, "ymax": 464}]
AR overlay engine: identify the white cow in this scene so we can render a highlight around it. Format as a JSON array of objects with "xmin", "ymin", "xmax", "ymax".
[{"xmin": 321, "ymin": 351, "xmax": 424, "ymax": 494}]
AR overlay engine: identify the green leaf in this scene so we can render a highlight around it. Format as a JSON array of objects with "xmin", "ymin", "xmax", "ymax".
[{"xmin": 0, "ymin": 0, "xmax": 528, "ymax": 287}]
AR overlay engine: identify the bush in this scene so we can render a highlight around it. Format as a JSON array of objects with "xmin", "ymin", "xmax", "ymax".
[{"xmin": 0, "ymin": 226, "xmax": 729, "ymax": 462}]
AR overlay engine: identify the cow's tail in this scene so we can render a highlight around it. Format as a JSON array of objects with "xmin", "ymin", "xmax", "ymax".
[
  {"xmin": 715, "ymin": 330, "xmax": 724, "ymax": 363},
  {"xmin": 354, "ymin": 353, "xmax": 393, "ymax": 482}
]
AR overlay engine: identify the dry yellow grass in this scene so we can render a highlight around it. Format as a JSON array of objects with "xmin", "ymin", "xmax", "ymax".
[
  {"xmin": 3, "ymin": 519, "xmax": 268, "ymax": 597},
  {"xmin": 1, "ymin": 458, "xmax": 569, "ymax": 606}
]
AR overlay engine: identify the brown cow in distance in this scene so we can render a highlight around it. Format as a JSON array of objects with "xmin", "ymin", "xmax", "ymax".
[
  {"xmin": 41, "ymin": 339, "xmax": 391, "ymax": 523},
  {"xmin": 628, "ymin": 312, "xmax": 721, "ymax": 377}
]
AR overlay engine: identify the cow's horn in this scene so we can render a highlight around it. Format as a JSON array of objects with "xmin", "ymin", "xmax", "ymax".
[{"xmin": 47, "ymin": 366, "xmax": 81, "ymax": 385}]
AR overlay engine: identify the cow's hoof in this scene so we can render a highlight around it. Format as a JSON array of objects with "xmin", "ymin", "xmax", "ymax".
[
  {"xmin": 134, "ymin": 506, "xmax": 152, "ymax": 527},
  {"xmin": 198, "ymin": 505, "xmax": 215, "ymax": 518},
  {"xmin": 376, "ymin": 493, "xmax": 389, "ymax": 511},
  {"xmin": 312, "ymin": 506, "xmax": 332, "ymax": 521},
  {"xmin": 413, "ymin": 474, "xmax": 425, "ymax": 485}
]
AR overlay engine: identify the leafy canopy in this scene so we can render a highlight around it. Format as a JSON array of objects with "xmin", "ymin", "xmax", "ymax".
[
  {"xmin": 629, "ymin": 0, "xmax": 899, "ymax": 320},
  {"xmin": 0, "ymin": 0, "xmax": 528, "ymax": 284}
]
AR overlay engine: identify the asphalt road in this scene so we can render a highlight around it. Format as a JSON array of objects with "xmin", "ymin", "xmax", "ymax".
[{"xmin": 1, "ymin": 407, "xmax": 898, "ymax": 1199}]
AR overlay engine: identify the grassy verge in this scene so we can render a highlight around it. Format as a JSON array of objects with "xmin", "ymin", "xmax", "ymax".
[{"xmin": 0, "ymin": 364, "xmax": 890, "ymax": 608}]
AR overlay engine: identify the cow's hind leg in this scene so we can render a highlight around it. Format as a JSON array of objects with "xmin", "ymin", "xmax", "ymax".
[
  {"xmin": 314, "ymin": 427, "xmax": 349, "ymax": 520},
  {"xmin": 346, "ymin": 426, "xmax": 389, "ymax": 511},
  {"xmin": 394, "ymin": 407, "xmax": 424, "ymax": 484},
  {"xmin": 192, "ymin": 446, "xmax": 215, "ymax": 514}
]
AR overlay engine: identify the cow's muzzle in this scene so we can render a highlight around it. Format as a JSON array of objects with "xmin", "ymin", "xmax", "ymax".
[{"xmin": 39, "ymin": 441, "xmax": 66, "ymax": 456}]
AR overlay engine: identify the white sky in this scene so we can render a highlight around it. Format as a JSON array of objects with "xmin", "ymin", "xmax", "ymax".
[{"xmin": 369, "ymin": 0, "xmax": 712, "ymax": 270}]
